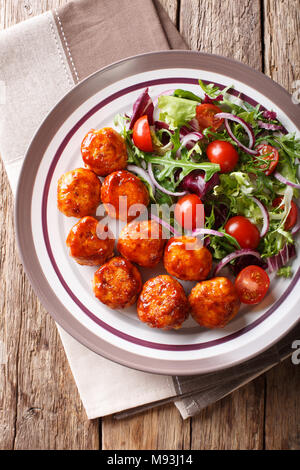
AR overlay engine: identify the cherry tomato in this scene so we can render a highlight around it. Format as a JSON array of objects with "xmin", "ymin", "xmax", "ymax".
[
  {"xmin": 256, "ymin": 144, "xmax": 279, "ymax": 175},
  {"xmin": 174, "ymin": 194, "xmax": 204, "ymax": 231},
  {"xmin": 235, "ymin": 265, "xmax": 270, "ymax": 305},
  {"xmin": 225, "ymin": 216, "xmax": 260, "ymax": 249},
  {"xmin": 206, "ymin": 140, "xmax": 239, "ymax": 173},
  {"xmin": 272, "ymin": 196, "xmax": 298, "ymax": 230},
  {"xmin": 196, "ymin": 103, "xmax": 224, "ymax": 132},
  {"xmin": 132, "ymin": 115, "xmax": 153, "ymax": 152}
]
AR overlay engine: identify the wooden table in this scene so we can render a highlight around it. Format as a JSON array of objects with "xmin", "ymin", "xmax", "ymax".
[{"xmin": 0, "ymin": 0, "xmax": 299, "ymax": 450}]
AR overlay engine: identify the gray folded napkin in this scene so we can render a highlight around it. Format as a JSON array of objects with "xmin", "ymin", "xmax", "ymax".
[{"xmin": 0, "ymin": 0, "xmax": 299, "ymax": 420}]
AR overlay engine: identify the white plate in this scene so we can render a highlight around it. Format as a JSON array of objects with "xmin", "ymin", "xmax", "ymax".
[{"xmin": 15, "ymin": 51, "xmax": 300, "ymax": 375}]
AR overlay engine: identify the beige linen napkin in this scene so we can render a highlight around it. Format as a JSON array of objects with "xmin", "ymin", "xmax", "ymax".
[{"xmin": 0, "ymin": 0, "xmax": 299, "ymax": 420}]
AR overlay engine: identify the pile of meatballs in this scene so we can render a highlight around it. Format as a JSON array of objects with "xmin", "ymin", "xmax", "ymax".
[{"xmin": 57, "ymin": 127, "xmax": 241, "ymax": 330}]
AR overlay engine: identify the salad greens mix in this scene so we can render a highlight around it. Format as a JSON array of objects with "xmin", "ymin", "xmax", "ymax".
[{"xmin": 114, "ymin": 80, "xmax": 300, "ymax": 277}]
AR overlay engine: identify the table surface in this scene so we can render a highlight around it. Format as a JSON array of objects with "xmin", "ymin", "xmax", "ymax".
[{"xmin": 0, "ymin": 0, "xmax": 299, "ymax": 450}]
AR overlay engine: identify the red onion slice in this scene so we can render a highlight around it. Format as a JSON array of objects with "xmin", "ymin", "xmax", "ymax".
[
  {"xmin": 215, "ymin": 112, "xmax": 258, "ymax": 155},
  {"xmin": 180, "ymin": 131, "xmax": 203, "ymax": 149},
  {"xmin": 249, "ymin": 196, "xmax": 269, "ymax": 237},
  {"xmin": 193, "ymin": 228, "xmax": 225, "ymax": 237},
  {"xmin": 274, "ymin": 172, "xmax": 300, "ymax": 189},
  {"xmin": 257, "ymin": 121, "xmax": 283, "ymax": 131},
  {"xmin": 291, "ymin": 202, "xmax": 300, "ymax": 235},
  {"xmin": 148, "ymin": 162, "xmax": 187, "ymax": 197},
  {"xmin": 150, "ymin": 214, "xmax": 180, "ymax": 236},
  {"xmin": 213, "ymin": 249, "xmax": 262, "ymax": 276},
  {"xmin": 188, "ymin": 118, "xmax": 200, "ymax": 132},
  {"xmin": 127, "ymin": 165, "xmax": 155, "ymax": 194},
  {"xmin": 153, "ymin": 89, "xmax": 176, "ymax": 107}
]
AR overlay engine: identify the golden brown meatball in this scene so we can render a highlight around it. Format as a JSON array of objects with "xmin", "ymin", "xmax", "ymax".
[
  {"xmin": 93, "ymin": 256, "xmax": 142, "ymax": 309},
  {"xmin": 66, "ymin": 216, "xmax": 115, "ymax": 266},
  {"xmin": 137, "ymin": 275, "xmax": 189, "ymax": 329},
  {"xmin": 57, "ymin": 168, "xmax": 101, "ymax": 218},
  {"xmin": 189, "ymin": 277, "xmax": 240, "ymax": 328},
  {"xmin": 81, "ymin": 127, "xmax": 127, "ymax": 176},
  {"xmin": 117, "ymin": 220, "xmax": 166, "ymax": 267},
  {"xmin": 101, "ymin": 170, "xmax": 150, "ymax": 222},
  {"xmin": 163, "ymin": 236, "xmax": 212, "ymax": 281}
]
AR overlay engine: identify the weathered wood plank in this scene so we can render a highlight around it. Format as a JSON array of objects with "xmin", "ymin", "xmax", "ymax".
[
  {"xmin": 265, "ymin": 360, "xmax": 300, "ymax": 450},
  {"xmin": 179, "ymin": 0, "xmax": 265, "ymax": 450},
  {"xmin": 0, "ymin": 0, "xmax": 99, "ymax": 450},
  {"xmin": 190, "ymin": 378, "xmax": 265, "ymax": 450},
  {"xmin": 157, "ymin": 0, "xmax": 179, "ymax": 25},
  {"xmin": 264, "ymin": 0, "xmax": 300, "ymax": 450},
  {"xmin": 102, "ymin": 404, "xmax": 190, "ymax": 450},
  {"xmin": 180, "ymin": 0, "xmax": 262, "ymax": 70},
  {"xmin": 264, "ymin": 0, "xmax": 300, "ymax": 91}
]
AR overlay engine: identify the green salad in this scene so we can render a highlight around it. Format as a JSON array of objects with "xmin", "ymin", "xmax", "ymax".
[{"xmin": 114, "ymin": 79, "xmax": 300, "ymax": 278}]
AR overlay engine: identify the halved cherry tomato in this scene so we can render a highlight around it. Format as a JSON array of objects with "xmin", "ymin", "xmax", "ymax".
[
  {"xmin": 206, "ymin": 140, "xmax": 239, "ymax": 173},
  {"xmin": 196, "ymin": 103, "xmax": 224, "ymax": 132},
  {"xmin": 225, "ymin": 216, "xmax": 260, "ymax": 249},
  {"xmin": 174, "ymin": 194, "xmax": 204, "ymax": 231},
  {"xmin": 132, "ymin": 115, "xmax": 153, "ymax": 152},
  {"xmin": 256, "ymin": 144, "xmax": 279, "ymax": 175},
  {"xmin": 235, "ymin": 265, "xmax": 270, "ymax": 305},
  {"xmin": 272, "ymin": 196, "xmax": 298, "ymax": 230}
]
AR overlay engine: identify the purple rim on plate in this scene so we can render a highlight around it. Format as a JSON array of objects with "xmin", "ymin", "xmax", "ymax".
[{"xmin": 15, "ymin": 51, "xmax": 300, "ymax": 375}]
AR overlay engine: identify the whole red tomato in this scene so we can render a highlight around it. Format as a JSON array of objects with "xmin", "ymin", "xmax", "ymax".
[
  {"xmin": 225, "ymin": 216, "xmax": 260, "ymax": 249},
  {"xmin": 207, "ymin": 140, "xmax": 239, "ymax": 173}
]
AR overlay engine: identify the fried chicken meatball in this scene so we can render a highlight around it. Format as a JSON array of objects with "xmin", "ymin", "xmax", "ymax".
[
  {"xmin": 101, "ymin": 170, "xmax": 150, "ymax": 221},
  {"xmin": 93, "ymin": 256, "xmax": 142, "ymax": 309},
  {"xmin": 163, "ymin": 236, "xmax": 212, "ymax": 281},
  {"xmin": 81, "ymin": 127, "xmax": 127, "ymax": 176},
  {"xmin": 117, "ymin": 220, "xmax": 166, "ymax": 267},
  {"xmin": 57, "ymin": 168, "xmax": 101, "ymax": 218},
  {"xmin": 66, "ymin": 216, "xmax": 115, "ymax": 266},
  {"xmin": 189, "ymin": 277, "xmax": 240, "ymax": 328},
  {"xmin": 137, "ymin": 275, "xmax": 189, "ymax": 329}
]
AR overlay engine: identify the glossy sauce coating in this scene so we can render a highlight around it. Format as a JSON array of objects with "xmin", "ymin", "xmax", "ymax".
[
  {"xmin": 117, "ymin": 220, "xmax": 166, "ymax": 267},
  {"xmin": 66, "ymin": 216, "xmax": 115, "ymax": 266},
  {"xmin": 189, "ymin": 277, "xmax": 240, "ymax": 328},
  {"xmin": 93, "ymin": 256, "xmax": 142, "ymax": 309},
  {"xmin": 57, "ymin": 168, "xmax": 101, "ymax": 218},
  {"xmin": 137, "ymin": 275, "xmax": 189, "ymax": 329},
  {"xmin": 81, "ymin": 127, "xmax": 127, "ymax": 176},
  {"xmin": 101, "ymin": 170, "xmax": 150, "ymax": 221},
  {"xmin": 163, "ymin": 236, "xmax": 212, "ymax": 281}
]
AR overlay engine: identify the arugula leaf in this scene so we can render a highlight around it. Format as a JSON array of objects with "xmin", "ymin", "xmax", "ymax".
[
  {"xmin": 208, "ymin": 232, "xmax": 241, "ymax": 260},
  {"xmin": 146, "ymin": 152, "xmax": 220, "ymax": 184},
  {"xmin": 173, "ymin": 89, "xmax": 202, "ymax": 102},
  {"xmin": 158, "ymin": 95, "xmax": 198, "ymax": 129},
  {"xmin": 198, "ymin": 79, "xmax": 221, "ymax": 99}
]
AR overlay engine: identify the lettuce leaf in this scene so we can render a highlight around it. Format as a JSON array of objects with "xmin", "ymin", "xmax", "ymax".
[{"xmin": 158, "ymin": 95, "xmax": 198, "ymax": 129}]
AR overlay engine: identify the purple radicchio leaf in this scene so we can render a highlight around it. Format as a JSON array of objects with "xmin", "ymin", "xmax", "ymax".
[
  {"xmin": 129, "ymin": 88, "xmax": 154, "ymax": 129},
  {"xmin": 180, "ymin": 170, "xmax": 220, "ymax": 199},
  {"xmin": 262, "ymin": 110, "xmax": 277, "ymax": 120},
  {"xmin": 203, "ymin": 93, "xmax": 223, "ymax": 104}
]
